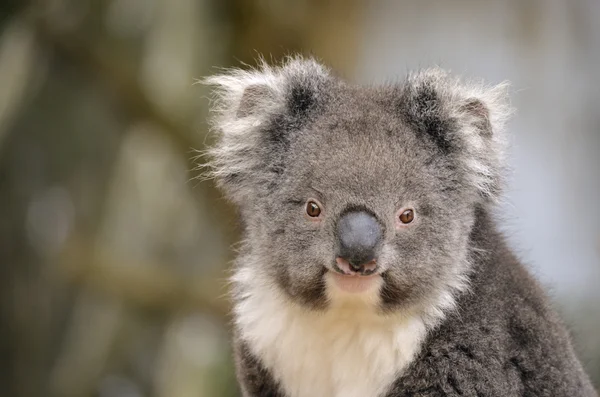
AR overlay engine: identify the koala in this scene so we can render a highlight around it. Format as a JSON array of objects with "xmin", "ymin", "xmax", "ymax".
[{"xmin": 203, "ymin": 57, "xmax": 596, "ymax": 397}]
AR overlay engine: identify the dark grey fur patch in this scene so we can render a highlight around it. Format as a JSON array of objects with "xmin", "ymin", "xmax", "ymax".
[
  {"xmin": 274, "ymin": 264, "xmax": 328, "ymax": 310},
  {"xmin": 235, "ymin": 339, "xmax": 283, "ymax": 397},
  {"xmin": 379, "ymin": 273, "xmax": 414, "ymax": 312},
  {"xmin": 289, "ymin": 82, "xmax": 316, "ymax": 118},
  {"xmin": 399, "ymin": 81, "xmax": 457, "ymax": 153}
]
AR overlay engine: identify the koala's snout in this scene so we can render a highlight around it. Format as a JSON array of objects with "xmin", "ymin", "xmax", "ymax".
[{"xmin": 336, "ymin": 210, "xmax": 383, "ymax": 272}]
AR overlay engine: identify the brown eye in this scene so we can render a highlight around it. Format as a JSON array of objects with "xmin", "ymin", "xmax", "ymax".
[
  {"xmin": 399, "ymin": 209, "xmax": 414, "ymax": 224},
  {"xmin": 306, "ymin": 201, "xmax": 321, "ymax": 217}
]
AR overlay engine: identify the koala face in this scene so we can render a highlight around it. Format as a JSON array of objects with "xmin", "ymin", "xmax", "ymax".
[{"xmin": 205, "ymin": 57, "xmax": 511, "ymax": 312}]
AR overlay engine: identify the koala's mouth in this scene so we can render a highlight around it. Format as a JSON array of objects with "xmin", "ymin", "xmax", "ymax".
[
  {"xmin": 333, "ymin": 257, "xmax": 379, "ymax": 276},
  {"xmin": 328, "ymin": 258, "xmax": 383, "ymax": 294},
  {"xmin": 327, "ymin": 271, "xmax": 382, "ymax": 294}
]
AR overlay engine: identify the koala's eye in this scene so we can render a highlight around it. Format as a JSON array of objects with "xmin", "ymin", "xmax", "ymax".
[
  {"xmin": 306, "ymin": 200, "xmax": 322, "ymax": 218},
  {"xmin": 399, "ymin": 209, "xmax": 414, "ymax": 224}
]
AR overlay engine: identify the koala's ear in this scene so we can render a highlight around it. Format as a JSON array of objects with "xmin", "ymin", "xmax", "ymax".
[
  {"xmin": 400, "ymin": 69, "xmax": 513, "ymax": 200},
  {"xmin": 203, "ymin": 57, "xmax": 332, "ymax": 205}
]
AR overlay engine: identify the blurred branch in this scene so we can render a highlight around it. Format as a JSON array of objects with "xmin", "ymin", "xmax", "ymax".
[
  {"xmin": 59, "ymin": 238, "xmax": 231, "ymax": 319},
  {"xmin": 27, "ymin": 13, "xmax": 232, "ymax": 214},
  {"xmin": 0, "ymin": 18, "xmax": 38, "ymax": 150},
  {"xmin": 23, "ymin": 8, "xmax": 234, "ymax": 318},
  {"xmin": 24, "ymin": 15, "xmax": 236, "ymax": 316},
  {"xmin": 32, "ymin": 18, "xmax": 190, "ymax": 151},
  {"xmin": 0, "ymin": 1, "xmax": 22, "ymax": 30}
]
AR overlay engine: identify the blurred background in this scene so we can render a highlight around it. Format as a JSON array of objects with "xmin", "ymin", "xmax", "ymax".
[{"xmin": 0, "ymin": 0, "xmax": 598, "ymax": 396}]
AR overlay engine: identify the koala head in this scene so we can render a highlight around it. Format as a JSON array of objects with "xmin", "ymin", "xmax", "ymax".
[{"xmin": 205, "ymin": 57, "xmax": 511, "ymax": 314}]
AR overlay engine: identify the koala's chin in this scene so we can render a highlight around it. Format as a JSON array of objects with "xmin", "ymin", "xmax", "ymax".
[{"xmin": 204, "ymin": 57, "xmax": 596, "ymax": 397}]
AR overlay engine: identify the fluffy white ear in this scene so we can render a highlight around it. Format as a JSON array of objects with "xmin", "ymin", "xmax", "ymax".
[
  {"xmin": 455, "ymin": 78, "xmax": 513, "ymax": 200},
  {"xmin": 402, "ymin": 69, "xmax": 513, "ymax": 201},
  {"xmin": 202, "ymin": 56, "xmax": 332, "ymax": 205}
]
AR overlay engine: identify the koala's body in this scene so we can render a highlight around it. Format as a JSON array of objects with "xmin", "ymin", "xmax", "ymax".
[{"xmin": 205, "ymin": 57, "xmax": 596, "ymax": 397}]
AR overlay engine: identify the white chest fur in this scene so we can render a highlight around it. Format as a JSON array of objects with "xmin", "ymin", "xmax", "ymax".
[{"xmin": 233, "ymin": 269, "xmax": 430, "ymax": 397}]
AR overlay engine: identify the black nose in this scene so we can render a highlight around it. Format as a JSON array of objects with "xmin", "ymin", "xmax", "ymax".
[{"xmin": 336, "ymin": 210, "xmax": 382, "ymax": 270}]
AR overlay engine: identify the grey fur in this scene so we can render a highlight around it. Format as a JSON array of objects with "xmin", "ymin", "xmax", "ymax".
[{"xmin": 203, "ymin": 56, "xmax": 596, "ymax": 396}]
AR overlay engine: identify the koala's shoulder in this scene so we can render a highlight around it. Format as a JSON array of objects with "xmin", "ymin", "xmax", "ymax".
[{"xmin": 387, "ymin": 239, "xmax": 594, "ymax": 397}]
